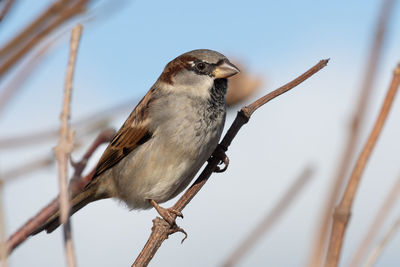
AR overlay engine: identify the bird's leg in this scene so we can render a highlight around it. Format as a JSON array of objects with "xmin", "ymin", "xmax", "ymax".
[
  {"xmin": 208, "ymin": 144, "xmax": 230, "ymax": 173},
  {"xmin": 149, "ymin": 199, "xmax": 183, "ymax": 226}
]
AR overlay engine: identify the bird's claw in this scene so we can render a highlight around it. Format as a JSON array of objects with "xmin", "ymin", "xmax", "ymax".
[
  {"xmin": 209, "ymin": 145, "xmax": 229, "ymax": 173},
  {"xmin": 168, "ymin": 208, "xmax": 184, "ymax": 219},
  {"xmin": 150, "ymin": 200, "xmax": 183, "ymax": 225},
  {"xmin": 168, "ymin": 225, "xmax": 188, "ymax": 243},
  {"xmin": 215, "ymin": 154, "xmax": 229, "ymax": 173},
  {"xmin": 150, "ymin": 200, "xmax": 188, "ymax": 242}
]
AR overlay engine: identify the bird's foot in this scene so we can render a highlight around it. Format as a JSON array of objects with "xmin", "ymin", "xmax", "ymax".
[
  {"xmin": 208, "ymin": 144, "xmax": 229, "ymax": 173},
  {"xmin": 149, "ymin": 200, "xmax": 183, "ymax": 226}
]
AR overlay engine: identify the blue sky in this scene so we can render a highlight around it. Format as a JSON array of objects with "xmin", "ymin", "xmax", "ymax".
[{"xmin": 1, "ymin": 1, "xmax": 400, "ymax": 266}]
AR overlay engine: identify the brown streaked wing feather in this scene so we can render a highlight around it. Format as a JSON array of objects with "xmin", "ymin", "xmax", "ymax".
[
  {"xmin": 88, "ymin": 88, "xmax": 156, "ymax": 184},
  {"xmin": 92, "ymin": 125, "xmax": 151, "ymax": 179}
]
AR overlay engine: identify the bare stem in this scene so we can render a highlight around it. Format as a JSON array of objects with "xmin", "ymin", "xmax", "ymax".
[
  {"xmin": 308, "ymin": 1, "xmax": 396, "ymax": 265},
  {"xmin": 0, "ymin": 0, "xmax": 88, "ymax": 79},
  {"xmin": 54, "ymin": 24, "xmax": 83, "ymax": 267},
  {"xmin": 325, "ymin": 63, "xmax": 400, "ymax": 267},
  {"xmin": 5, "ymin": 129, "xmax": 114, "ymax": 254}
]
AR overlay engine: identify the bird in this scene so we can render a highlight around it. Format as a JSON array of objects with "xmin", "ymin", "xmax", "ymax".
[{"xmin": 34, "ymin": 49, "xmax": 240, "ymax": 234}]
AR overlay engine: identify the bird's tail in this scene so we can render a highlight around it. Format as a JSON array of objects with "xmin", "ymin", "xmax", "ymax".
[{"xmin": 32, "ymin": 186, "xmax": 100, "ymax": 235}]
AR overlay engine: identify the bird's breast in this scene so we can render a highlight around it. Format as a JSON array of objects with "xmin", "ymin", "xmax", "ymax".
[
  {"xmin": 106, "ymin": 93, "xmax": 226, "ymax": 210},
  {"xmin": 150, "ymin": 93, "xmax": 226, "ymax": 159}
]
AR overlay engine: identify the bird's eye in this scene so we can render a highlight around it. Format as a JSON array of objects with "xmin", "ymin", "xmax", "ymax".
[{"xmin": 196, "ymin": 62, "xmax": 206, "ymax": 71}]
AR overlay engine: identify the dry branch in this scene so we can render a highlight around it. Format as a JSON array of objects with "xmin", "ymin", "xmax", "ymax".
[
  {"xmin": 0, "ymin": 0, "xmax": 89, "ymax": 79},
  {"xmin": 132, "ymin": 59, "xmax": 329, "ymax": 267},
  {"xmin": 349, "ymin": 175, "xmax": 400, "ymax": 267},
  {"xmin": 325, "ymin": 62, "xmax": 400, "ymax": 267},
  {"xmin": 308, "ymin": 1, "xmax": 397, "ymax": 265},
  {"xmin": 222, "ymin": 166, "xmax": 313, "ymax": 267},
  {"xmin": 54, "ymin": 23, "xmax": 83, "ymax": 267},
  {"xmin": 5, "ymin": 128, "xmax": 115, "ymax": 254}
]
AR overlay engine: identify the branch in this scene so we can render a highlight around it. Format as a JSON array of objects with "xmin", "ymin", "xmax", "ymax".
[
  {"xmin": 348, "ymin": 175, "xmax": 400, "ymax": 267},
  {"xmin": 53, "ymin": 24, "xmax": 83, "ymax": 267},
  {"xmin": 132, "ymin": 59, "xmax": 329, "ymax": 267},
  {"xmin": 5, "ymin": 128, "xmax": 115, "ymax": 254},
  {"xmin": 325, "ymin": 62, "xmax": 400, "ymax": 267},
  {"xmin": 0, "ymin": 0, "xmax": 89, "ymax": 79},
  {"xmin": 222, "ymin": 166, "xmax": 313, "ymax": 267},
  {"xmin": 308, "ymin": 0, "xmax": 397, "ymax": 265}
]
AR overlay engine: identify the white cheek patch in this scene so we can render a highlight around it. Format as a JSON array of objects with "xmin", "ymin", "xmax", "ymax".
[
  {"xmin": 161, "ymin": 72, "xmax": 214, "ymax": 100},
  {"xmin": 184, "ymin": 76, "xmax": 213, "ymax": 99}
]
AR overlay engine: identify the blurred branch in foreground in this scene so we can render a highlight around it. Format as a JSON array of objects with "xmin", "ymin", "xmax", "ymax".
[
  {"xmin": 222, "ymin": 166, "xmax": 313, "ymax": 267},
  {"xmin": 308, "ymin": 0, "xmax": 397, "ymax": 265},
  {"xmin": 5, "ymin": 128, "xmax": 115, "ymax": 254},
  {"xmin": 325, "ymin": 62, "xmax": 400, "ymax": 267},
  {"xmin": 0, "ymin": 0, "xmax": 90, "ymax": 79},
  {"xmin": 53, "ymin": 24, "xmax": 83, "ymax": 267},
  {"xmin": 364, "ymin": 212, "xmax": 400, "ymax": 267},
  {"xmin": 349, "ymin": 175, "xmax": 400, "ymax": 267},
  {"xmin": 132, "ymin": 59, "xmax": 329, "ymax": 267}
]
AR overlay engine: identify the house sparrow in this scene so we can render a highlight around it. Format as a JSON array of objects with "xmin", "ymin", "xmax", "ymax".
[{"xmin": 35, "ymin": 49, "xmax": 239, "ymax": 234}]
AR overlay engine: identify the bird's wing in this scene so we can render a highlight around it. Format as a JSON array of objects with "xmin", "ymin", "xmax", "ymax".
[{"xmin": 88, "ymin": 89, "xmax": 155, "ymax": 184}]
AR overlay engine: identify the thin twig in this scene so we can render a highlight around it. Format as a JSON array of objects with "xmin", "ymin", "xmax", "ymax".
[
  {"xmin": 5, "ymin": 128, "xmax": 114, "ymax": 254},
  {"xmin": 349, "ymin": 175, "xmax": 400, "ymax": 267},
  {"xmin": 364, "ymin": 213, "xmax": 400, "ymax": 267},
  {"xmin": 325, "ymin": 63, "xmax": 400, "ymax": 267},
  {"xmin": 308, "ymin": 1, "xmax": 396, "ymax": 265},
  {"xmin": 222, "ymin": 166, "xmax": 314, "ymax": 267},
  {"xmin": 0, "ymin": 0, "xmax": 68, "ymax": 57},
  {"xmin": 54, "ymin": 24, "xmax": 82, "ymax": 267},
  {"xmin": 132, "ymin": 59, "xmax": 329, "ymax": 267}
]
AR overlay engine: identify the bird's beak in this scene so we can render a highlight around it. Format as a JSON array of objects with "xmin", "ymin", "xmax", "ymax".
[{"xmin": 213, "ymin": 60, "xmax": 240, "ymax": 78}]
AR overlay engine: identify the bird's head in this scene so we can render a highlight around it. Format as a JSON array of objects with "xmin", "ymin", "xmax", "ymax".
[{"xmin": 158, "ymin": 49, "xmax": 240, "ymax": 99}]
